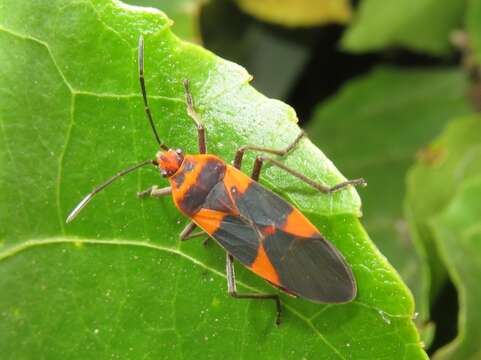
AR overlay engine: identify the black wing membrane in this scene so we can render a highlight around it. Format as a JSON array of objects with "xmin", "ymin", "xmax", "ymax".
[
  {"xmin": 263, "ymin": 230, "xmax": 356, "ymax": 303},
  {"xmin": 213, "ymin": 214, "xmax": 261, "ymax": 267},
  {"xmin": 211, "ymin": 181, "xmax": 356, "ymax": 303}
]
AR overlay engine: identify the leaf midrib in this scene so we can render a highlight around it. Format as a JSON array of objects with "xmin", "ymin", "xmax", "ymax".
[
  {"xmin": 0, "ymin": 237, "xmax": 346, "ymax": 359},
  {"xmin": 0, "ymin": 236, "xmax": 415, "ymax": 358},
  {"xmin": 0, "ymin": 237, "xmax": 416, "ymax": 360}
]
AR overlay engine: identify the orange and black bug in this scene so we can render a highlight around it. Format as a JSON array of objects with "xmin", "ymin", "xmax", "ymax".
[{"xmin": 66, "ymin": 36, "xmax": 367, "ymax": 325}]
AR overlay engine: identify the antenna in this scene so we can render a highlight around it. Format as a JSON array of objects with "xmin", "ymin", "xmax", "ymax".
[
  {"xmin": 66, "ymin": 159, "xmax": 156, "ymax": 223},
  {"xmin": 138, "ymin": 35, "xmax": 168, "ymax": 150}
]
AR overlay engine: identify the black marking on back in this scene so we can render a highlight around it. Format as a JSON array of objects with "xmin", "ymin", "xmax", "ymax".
[
  {"xmin": 179, "ymin": 158, "xmax": 226, "ymax": 215},
  {"xmin": 184, "ymin": 160, "xmax": 194, "ymax": 171},
  {"xmin": 172, "ymin": 158, "xmax": 195, "ymax": 187},
  {"xmin": 233, "ymin": 182, "xmax": 292, "ymax": 228},
  {"xmin": 210, "ymin": 180, "xmax": 295, "ymax": 271},
  {"xmin": 216, "ymin": 179, "xmax": 355, "ymax": 302},
  {"xmin": 204, "ymin": 182, "xmax": 236, "ymax": 213},
  {"xmin": 212, "ymin": 215, "xmax": 259, "ymax": 266},
  {"xmin": 209, "ymin": 181, "xmax": 293, "ymax": 270},
  {"xmin": 173, "ymin": 172, "xmax": 185, "ymax": 187},
  {"xmin": 263, "ymin": 231, "xmax": 355, "ymax": 303}
]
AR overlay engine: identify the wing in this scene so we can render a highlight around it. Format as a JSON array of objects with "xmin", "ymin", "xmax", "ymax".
[{"xmin": 191, "ymin": 165, "xmax": 356, "ymax": 303}]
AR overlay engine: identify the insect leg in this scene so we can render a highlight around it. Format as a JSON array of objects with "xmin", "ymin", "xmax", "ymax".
[
  {"xmin": 179, "ymin": 222, "xmax": 211, "ymax": 245},
  {"xmin": 183, "ymin": 79, "xmax": 207, "ymax": 154},
  {"xmin": 137, "ymin": 185, "xmax": 172, "ymax": 198},
  {"xmin": 251, "ymin": 156, "xmax": 366, "ymax": 192},
  {"xmin": 233, "ymin": 131, "xmax": 304, "ymax": 169},
  {"xmin": 180, "ymin": 222, "xmax": 205, "ymax": 240},
  {"xmin": 226, "ymin": 253, "xmax": 281, "ymax": 325}
]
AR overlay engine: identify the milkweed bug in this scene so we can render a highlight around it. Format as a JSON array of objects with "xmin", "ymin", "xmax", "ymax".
[{"xmin": 66, "ymin": 35, "xmax": 367, "ymax": 325}]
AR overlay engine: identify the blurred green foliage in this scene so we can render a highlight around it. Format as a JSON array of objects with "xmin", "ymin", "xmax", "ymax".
[
  {"xmin": 432, "ymin": 175, "xmax": 481, "ymax": 360},
  {"xmin": 236, "ymin": 0, "xmax": 352, "ymax": 27},
  {"xmin": 342, "ymin": 0, "xmax": 466, "ymax": 55}
]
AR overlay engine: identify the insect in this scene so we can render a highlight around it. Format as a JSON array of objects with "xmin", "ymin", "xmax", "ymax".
[{"xmin": 66, "ymin": 35, "xmax": 366, "ymax": 325}]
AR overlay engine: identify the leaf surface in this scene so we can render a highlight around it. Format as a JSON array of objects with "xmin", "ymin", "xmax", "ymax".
[
  {"xmin": 431, "ymin": 178, "xmax": 481, "ymax": 360},
  {"xmin": 406, "ymin": 116, "xmax": 481, "ymax": 359},
  {"xmin": 406, "ymin": 116, "xmax": 481, "ymax": 308},
  {"xmin": 467, "ymin": 0, "xmax": 481, "ymax": 65},
  {"xmin": 0, "ymin": 0, "xmax": 426, "ymax": 358}
]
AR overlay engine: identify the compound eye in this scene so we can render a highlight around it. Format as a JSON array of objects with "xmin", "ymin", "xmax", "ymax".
[{"xmin": 175, "ymin": 148, "xmax": 183, "ymax": 154}]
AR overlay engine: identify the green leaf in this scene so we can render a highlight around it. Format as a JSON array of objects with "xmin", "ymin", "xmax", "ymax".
[
  {"xmin": 307, "ymin": 66, "xmax": 471, "ymax": 327},
  {"xmin": 430, "ymin": 177, "xmax": 481, "ymax": 360},
  {"xmin": 236, "ymin": 0, "xmax": 352, "ymax": 27},
  {"xmin": 405, "ymin": 116, "xmax": 481, "ymax": 358},
  {"xmin": 467, "ymin": 0, "xmax": 481, "ymax": 65},
  {"xmin": 406, "ymin": 116, "xmax": 481, "ymax": 311},
  {"xmin": 342, "ymin": 0, "xmax": 466, "ymax": 55},
  {"xmin": 122, "ymin": 0, "xmax": 203, "ymax": 43},
  {"xmin": 0, "ymin": 0, "xmax": 426, "ymax": 358}
]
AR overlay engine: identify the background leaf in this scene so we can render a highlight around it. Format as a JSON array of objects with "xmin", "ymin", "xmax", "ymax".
[
  {"xmin": 467, "ymin": 0, "xmax": 481, "ymax": 66},
  {"xmin": 342, "ymin": 0, "xmax": 466, "ymax": 55},
  {"xmin": 406, "ymin": 116, "xmax": 481, "ymax": 359},
  {"xmin": 431, "ymin": 177, "xmax": 481, "ymax": 360},
  {"xmin": 236, "ymin": 0, "xmax": 352, "ymax": 27},
  {"xmin": 406, "ymin": 116, "xmax": 481, "ymax": 307},
  {"xmin": 307, "ymin": 66, "xmax": 471, "ymax": 327},
  {"xmin": 0, "ymin": 0, "xmax": 426, "ymax": 358}
]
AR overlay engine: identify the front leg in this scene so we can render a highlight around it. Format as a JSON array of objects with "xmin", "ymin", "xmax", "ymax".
[
  {"xmin": 183, "ymin": 80, "xmax": 207, "ymax": 154},
  {"xmin": 137, "ymin": 186, "xmax": 211, "ymax": 244},
  {"xmin": 137, "ymin": 185, "xmax": 172, "ymax": 198}
]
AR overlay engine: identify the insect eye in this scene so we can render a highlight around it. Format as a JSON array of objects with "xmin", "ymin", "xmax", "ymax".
[{"xmin": 176, "ymin": 148, "xmax": 183, "ymax": 154}]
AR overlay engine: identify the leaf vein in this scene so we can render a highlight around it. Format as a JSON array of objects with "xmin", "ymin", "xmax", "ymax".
[
  {"xmin": 0, "ymin": 237, "xmax": 348, "ymax": 355},
  {"xmin": 0, "ymin": 26, "xmax": 74, "ymax": 92}
]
